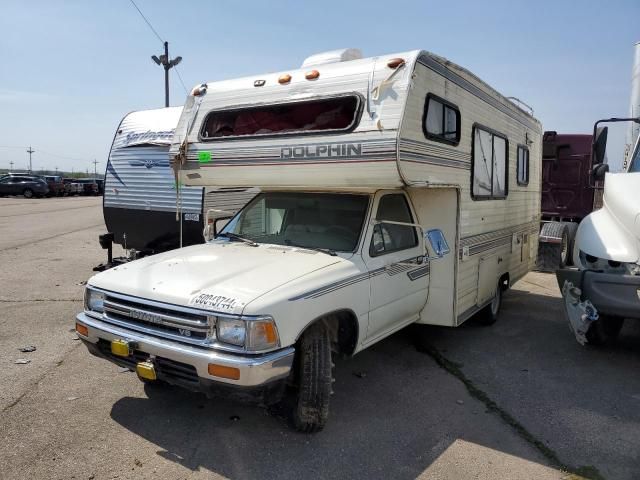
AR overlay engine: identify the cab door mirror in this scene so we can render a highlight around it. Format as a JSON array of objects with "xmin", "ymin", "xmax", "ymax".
[
  {"xmin": 592, "ymin": 163, "xmax": 609, "ymax": 181},
  {"xmin": 425, "ymin": 229, "xmax": 450, "ymax": 258},
  {"xmin": 593, "ymin": 126, "xmax": 608, "ymax": 165}
]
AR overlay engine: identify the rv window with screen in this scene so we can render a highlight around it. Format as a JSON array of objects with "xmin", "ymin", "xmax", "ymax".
[
  {"xmin": 472, "ymin": 127, "xmax": 508, "ymax": 199},
  {"xmin": 423, "ymin": 95, "xmax": 460, "ymax": 145},
  {"xmin": 200, "ymin": 96, "xmax": 361, "ymax": 140},
  {"xmin": 630, "ymin": 145, "xmax": 640, "ymax": 172},
  {"xmin": 517, "ymin": 146, "xmax": 530, "ymax": 185},
  {"xmin": 370, "ymin": 194, "xmax": 418, "ymax": 256}
]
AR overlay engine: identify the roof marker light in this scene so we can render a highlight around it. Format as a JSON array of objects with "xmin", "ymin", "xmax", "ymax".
[
  {"xmin": 278, "ymin": 74, "xmax": 292, "ymax": 84},
  {"xmin": 191, "ymin": 84, "xmax": 208, "ymax": 97},
  {"xmin": 305, "ymin": 70, "xmax": 320, "ymax": 80},
  {"xmin": 387, "ymin": 58, "xmax": 405, "ymax": 69}
]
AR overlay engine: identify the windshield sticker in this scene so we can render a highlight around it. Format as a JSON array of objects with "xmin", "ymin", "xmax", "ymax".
[
  {"xmin": 191, "ymin": 293, "xmax": 239, "ymax": 311},
  {"xmin": 198, "ymin": 151, "xmax": 212, "ymax": 163}
]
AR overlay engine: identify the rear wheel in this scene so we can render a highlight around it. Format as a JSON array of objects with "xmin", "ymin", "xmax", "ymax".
[
  {"xmin": 292, "ymin": 322, "xmax": 332, "ymax": 433},
  {"xmin": 474, "ymin": 284, "xmax": 502, "ymax": 326},
  {"xmin": 585, "ymin": 315, "xmax": 624, "ymax": 346},
  {"xmin": 23, "ymin": 188, "xmax": 34, "ymax": 199}
]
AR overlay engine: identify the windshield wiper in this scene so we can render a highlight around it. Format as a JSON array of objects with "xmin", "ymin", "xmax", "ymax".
[
  {"xmin": 217, "ymin": 232, "xmax": 259, "ymax": 247},
  {"xmin": 285, "ymin": 241, "xmax": 337, "ymax": 256}
]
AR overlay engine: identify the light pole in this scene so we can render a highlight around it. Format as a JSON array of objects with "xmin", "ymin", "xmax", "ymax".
[
  {"xmin": 26, "ymin": 146, "xmax": 34, "ymax": 173},
  {"xmin": 92, "ymin": 159, "xmax": 99, "ymax": 177},
  {"xmin": 9, "ymin": 161, "xmax": 14, "ymax": 172},
  {"xmin": 151, "ymin": 41, "xmax": 182, "ymax": 107}
]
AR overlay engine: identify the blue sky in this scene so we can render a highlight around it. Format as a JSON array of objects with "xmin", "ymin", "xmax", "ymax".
[{"xmin": 0, "ymin": 0, "xmax": 638, "ymax": 173}]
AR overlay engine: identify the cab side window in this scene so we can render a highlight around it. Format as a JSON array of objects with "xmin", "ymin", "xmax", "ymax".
[{"xmin": 370, "ymin": 194, "xmax": 418, "ymax": 256}]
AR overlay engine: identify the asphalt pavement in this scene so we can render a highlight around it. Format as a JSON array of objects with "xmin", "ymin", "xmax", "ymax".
[{"xmin": 1, "ymin": 196, "xmax": 638, "ymax": 480}]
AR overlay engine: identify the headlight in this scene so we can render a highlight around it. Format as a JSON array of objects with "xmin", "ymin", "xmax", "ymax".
[
  {"xmin": 84, "ymin": 288, "xmax": 105, "ymax": 313},
  {"xmin": 217, "ymin": 318, "xmax": 246, "ymax": 346},
  {"xmin": 216, "ymin": 317, "xmax": 279, "ymax": 351}
]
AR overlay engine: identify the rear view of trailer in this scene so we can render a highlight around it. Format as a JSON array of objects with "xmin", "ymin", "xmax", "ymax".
[{"xmin": 102, "ymin": 107, "xmax": 256, "ymax": 259}]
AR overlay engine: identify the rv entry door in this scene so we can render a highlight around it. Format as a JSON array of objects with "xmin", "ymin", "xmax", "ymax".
[{"xmin": 364, "ymin": 192, "xmax": 429, "ymax": 341}]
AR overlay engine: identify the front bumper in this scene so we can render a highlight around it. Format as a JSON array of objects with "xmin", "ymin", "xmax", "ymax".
[
  {"xmin": 76, "ymin": 313, "xmax": 295, "ymax": 398},
  {"xmin": 556, "ymin": 268, "xmax": 640, "ymax": 319}
]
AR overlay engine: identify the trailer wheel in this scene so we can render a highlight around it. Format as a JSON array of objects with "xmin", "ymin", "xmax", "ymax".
[
  {"xmin": 537, "ymin": 222, "xmax": 569, "ymax": 271},
  {"xmin": 292, "ymin": 322, "xmax": 332, "ymax": 433},
  {"xmin": 474, "ymin": 285, "xmax": 502, "ymax": 326},
  {"xmin": 585, "ymin": 315, "xmax": 624, "ymax": 346},
  {"xmin": 23, "ymin": 188, "xmax": 34, "ymax": 199}
]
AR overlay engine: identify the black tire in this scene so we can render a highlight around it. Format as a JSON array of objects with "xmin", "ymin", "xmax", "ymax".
[
  {"xmin": 562, "ymin": 222, "xmax": 579, "ymax": 266},
  {"xmin": 537, "ymin": 222, "xmax": 569, "ymax": 272},
  {"xmin": 585, "ymin": 315, "xmax": 624, "ymax": 346},
  {"xmin": 23, "ymin": 188, "xmax": 34, "ymax": 199},
  {"xmin": 292, "ymin": 322, "xmax": 332, "ymax": 433},
  {"xmin": 474, "ymin": 285, "xmax": 502, "ymax": 326}
]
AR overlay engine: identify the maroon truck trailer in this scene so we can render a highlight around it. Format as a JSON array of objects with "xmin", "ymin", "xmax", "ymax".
[{"xmin": 537, "ymin": 131, "xmax": 604, "ymax": 270}]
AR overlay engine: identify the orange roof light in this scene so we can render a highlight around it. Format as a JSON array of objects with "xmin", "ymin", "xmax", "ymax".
[
  {"xmin": 305, "ymin": 69, "xmax": 320, "ymax": 80},
  {"xmin": 387, "ymin": 58, "xmax": 405, "ymax": 69},
  {"xmin": 278, "ymin": 74, "xmax": 292, "ymax": 84}
]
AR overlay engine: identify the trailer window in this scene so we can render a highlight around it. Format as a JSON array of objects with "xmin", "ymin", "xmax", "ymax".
[
  {"xmin": 517, "ymin": 146, "xmax": 530, "ymax": 185},
  {"xmin": 472, "ymin": 126, "xmax": 508, "ymax": 199},
  {"xmin": 200, "ymin": 95, "xmax": 361, "ymax": 140},
  {"xmin": 423, "ymin": 95, "xmax": 460, "ymax": 145},
  {"xmin": 370, "ymin": 194, "xmax": 418, "ymax": 256}
]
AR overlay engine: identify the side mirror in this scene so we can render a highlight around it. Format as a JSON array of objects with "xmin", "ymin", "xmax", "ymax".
[
  {"xmin": 593, "ymin": 126, "xmax": 608, "ymax": 164},
  {"xmin": 425, "ymin": 229, "xmax": 450, "ymax": 258},
  {"xmin": 214, "ymin": 217, "xmax": 231, "ymax": 237},
  {"xmin": 592, "ymin": 163, "xmax": 609, "ymax": 181}
]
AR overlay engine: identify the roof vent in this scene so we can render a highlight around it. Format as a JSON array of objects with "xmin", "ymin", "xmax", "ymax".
[{"xmin": 301, "ymin": 48, "xmax": 363, "ymax": 68}]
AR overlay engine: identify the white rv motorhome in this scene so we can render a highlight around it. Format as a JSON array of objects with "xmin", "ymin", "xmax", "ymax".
[
  {"xmin": 77, "ymin": 49, "xmax": 542, "ymax": 431},
  {"xmin": 99, "ymin": 106, "xmax": 257, "ymax": 267}
]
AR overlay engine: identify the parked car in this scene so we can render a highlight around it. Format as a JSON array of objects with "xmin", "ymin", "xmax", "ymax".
[
  {"xmin": 63, "ymin": 178, "xmax": 83, "ymax": 195},
  {"xmin": 76, "ymin": 178, "xmax": 99, "ymax": 195},
  {"xmin": 43, "ymin": 175, "xmax": 65, "ymax": 196},
  {"xmin": 0, "ymin": 174, "xmax": 49, "ymax": 198}
]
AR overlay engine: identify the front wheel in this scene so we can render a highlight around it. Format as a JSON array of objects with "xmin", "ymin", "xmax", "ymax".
[
  {"xmin": 23, "ymin": 188, "xmax": 34, "ymax": 199},
  {"xmin": 292, "ymin": 322, "xmax": 332, "ymax": 433}
]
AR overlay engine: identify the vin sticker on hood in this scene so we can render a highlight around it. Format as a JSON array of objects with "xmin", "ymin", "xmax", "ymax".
[{"xmin": 191, "ymin": 294, "xmax": 239, "ymax": 311}]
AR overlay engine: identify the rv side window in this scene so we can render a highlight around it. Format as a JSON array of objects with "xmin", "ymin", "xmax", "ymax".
[
  {"xmin": 517, "ymin": 146, "xmax": 529, "ymax": 186},
  {"xmin": 370, "ymin": 194, "xmax": 418, "ymax": 257},
  {"xmin": 423, "ymin": 95, "xmax": 460, "ymax": 145},
  {"xmin": 200, "ymin": 95, "xmax": 361, "ymax": 140},
  {"xmin": 472, "ymin": 126, "xmax": 508, "ymax": 199}
]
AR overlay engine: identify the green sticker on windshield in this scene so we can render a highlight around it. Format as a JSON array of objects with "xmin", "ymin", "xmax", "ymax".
[{"xmin": 198, "ymin": 151, "xmax": 212, "ymax": 163}]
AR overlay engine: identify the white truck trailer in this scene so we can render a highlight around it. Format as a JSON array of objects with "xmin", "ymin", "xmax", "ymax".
[{"xmin": 76, "ymin": 48, "xmax": 542, "ymax": 431}]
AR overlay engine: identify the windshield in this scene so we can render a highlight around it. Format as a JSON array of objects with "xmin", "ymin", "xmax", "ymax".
[{"xmin": 219, "ymin": 192, "xmax": 370, "ymax": 252}]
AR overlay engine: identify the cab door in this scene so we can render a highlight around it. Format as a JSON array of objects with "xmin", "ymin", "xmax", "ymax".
[{"xmin": 363, "ymin": 192, "xmax": 429, "ymax": 342}]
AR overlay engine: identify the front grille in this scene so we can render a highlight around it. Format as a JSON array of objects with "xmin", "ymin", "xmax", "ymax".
[
  {"xmin": 101, "ymin": 294, "xmax": 213, "ymax": 346},
  {"xmin": 96, "ymin": 340, "xmax": 199, "ymax": 385}
]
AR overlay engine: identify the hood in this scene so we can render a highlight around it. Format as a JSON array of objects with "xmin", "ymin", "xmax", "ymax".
[
  {"xmin": 574, "ymin": 172, "xmax": 640, "ymax": 264},
  {"xmin": 89, "ymin": 242, "xmax": 343, "ymax": 315}
]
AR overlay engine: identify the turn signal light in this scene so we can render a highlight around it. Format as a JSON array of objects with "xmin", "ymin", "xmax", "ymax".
[
  {"xmin": 387, "ymin": 57, "xmax": 405, "ymax": 69},
  {"xmin": 278, "ymin": 74, "xmax": 292, "ymax": 84},
  {"xmin": 208, "ymin": 363, "xmax": 240, "ymax": 380},
  {"xmin": 75, "ymin": 323, "xmax": 88, "ymax": 337},
  {"xmin": 305, "ymin": 70, "xmax": 320, "ymax": 80}
]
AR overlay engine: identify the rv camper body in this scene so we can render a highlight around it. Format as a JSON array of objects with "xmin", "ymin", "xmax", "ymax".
[
  {"xmin": 77, "ymin": 49, "xmax": 542, "ymax": 431},
  {"xmin": 98, "ymin": 107, "xmax": 256, "ymax": 268}
]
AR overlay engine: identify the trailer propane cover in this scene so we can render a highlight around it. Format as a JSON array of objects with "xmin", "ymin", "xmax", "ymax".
[{"xmin": 561, "ymin": 281, "xmax": 599, "ymax": 345}]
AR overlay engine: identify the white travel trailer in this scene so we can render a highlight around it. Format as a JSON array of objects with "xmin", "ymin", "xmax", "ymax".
[
  {"xmin": 77, "ymin": 49, "xmax": 542, "ymax": 432},
  {"xmin": 99, "ymin": 106, "xmax": 256, "ymax": 266}
]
